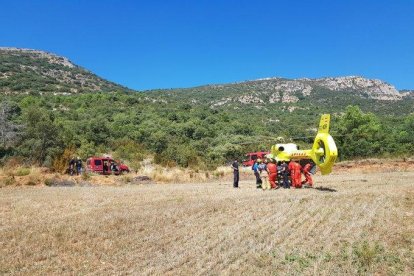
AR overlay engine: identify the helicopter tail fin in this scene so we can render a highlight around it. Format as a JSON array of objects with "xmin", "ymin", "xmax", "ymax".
[{"xmin": 318, "ymin": 114, "xmax": 330, "ymax": 134}]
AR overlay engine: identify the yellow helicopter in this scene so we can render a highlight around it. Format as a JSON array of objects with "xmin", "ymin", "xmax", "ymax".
[{"xmin": 268, "ymin": 114, "xmax": 338, "ymax": 175}]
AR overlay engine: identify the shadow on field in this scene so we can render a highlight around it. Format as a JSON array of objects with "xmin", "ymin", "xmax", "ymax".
[{"xmin": 314, "ymin": 186, "xmax": 337, "ymax": 192}]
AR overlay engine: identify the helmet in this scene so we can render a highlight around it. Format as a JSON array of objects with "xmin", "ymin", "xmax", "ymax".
[{"xmin": 257, "ymin": 159, "xmax": 262, "ymax": 163}]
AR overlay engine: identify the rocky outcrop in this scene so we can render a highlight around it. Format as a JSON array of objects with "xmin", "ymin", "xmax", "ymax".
[
  {"xmin": 0, "ymin": 47, "xmax": 76, "ymax": 68},
  {"xmin": 205, "ymin": 76, "xmax": 406, "ymax": 107},
  {"xmin": 311, "ymin": 76, "xmax": 402, "ymax": 100},
  {"xmin": 400, "ymin": 90, "xmax": 414, "ymax": 99}
]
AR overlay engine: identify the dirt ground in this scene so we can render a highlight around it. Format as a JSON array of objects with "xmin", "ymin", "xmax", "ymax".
[{"xmin": 1, "ymin": 168, "xmax": 414, "ymax": 275}]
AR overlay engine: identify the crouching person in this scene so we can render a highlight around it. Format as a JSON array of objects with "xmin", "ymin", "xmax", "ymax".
[{"xmin": 301, "ymin": 161, "xmax": 314, "ymax": 187}]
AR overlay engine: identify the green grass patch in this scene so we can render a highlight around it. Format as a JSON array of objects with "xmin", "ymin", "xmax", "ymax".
[{"xmin": 15, "ymin": 167, "xmax": 31, "ymax": 176}]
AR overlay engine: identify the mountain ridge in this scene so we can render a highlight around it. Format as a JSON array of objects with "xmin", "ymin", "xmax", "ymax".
[
  {"xmin": 0, "ymin": 47, "xmax": 412, "ymax": 105},
  {"xmin": 0, "ymin": 47, "xmax": 131, "ymax": 95}
]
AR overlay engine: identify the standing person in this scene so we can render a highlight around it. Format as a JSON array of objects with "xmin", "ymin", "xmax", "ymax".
[
  {"xmin": 267, "ymin": 159, "xmax": 278, "ymax": 189},
  {"xmin": 252, "ymin": 159, "xmax": 262, "ymax": 189},
  {"xmin": 301, "ymin": 161, "xmax": 314, "ymax": 187},
  {"xmin": 294, "ymin": 161, "xmax": 303, "ymax": 188},
  {"xmin": 103, "ymin": 161, "xmax": 109, "ymax": 175},
  {"xmin": 288, "ymin": 160, "xmax": 302, "ymax": 188},
  {"xmin": 277, "ymin": 161, "xmax": 283, "ymax": 187},
  {"xmin": 76, "ymin": 157, "xmax": 83, "ymax": 175},
  {"xmin": 280, "ymin": 160, "xmax": 290, "ymax": 189},
  {"xmin": 231, "ymin": 159, "xmax": 239, "ymax": 188},
  {"xmin": 69, "ymin": 157, "xmax": 75, "ymax": 176},
  {"xmin": 259, "ymin": 159, "xmax": 270, "ymax": 190}
]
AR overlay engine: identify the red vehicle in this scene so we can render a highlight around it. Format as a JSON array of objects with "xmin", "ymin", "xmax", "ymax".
[
  {"xmin": 242, "ymin": 151, "xmax": 270, "ymax": 167},
  {"xmin": 86, "ymin": 157, "xmax": 130, "ymax": 175}
]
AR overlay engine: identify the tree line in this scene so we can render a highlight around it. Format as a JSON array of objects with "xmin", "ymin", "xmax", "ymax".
[{"xmin": 0, "ymin": 93, "xmax": 413, "ymax": 171}]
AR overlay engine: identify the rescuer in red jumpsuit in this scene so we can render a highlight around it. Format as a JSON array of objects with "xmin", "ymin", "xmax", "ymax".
[
  {"xmin": 288, "ymin": 160, "xmax": 302, "ymax": 188},
  {"xmin": 301, "ymin": 162, "xmax": 314, "ymax": 187},
  {"xmin": 267, "ymin": 159, "xmax": 278, "ymax": 189}
]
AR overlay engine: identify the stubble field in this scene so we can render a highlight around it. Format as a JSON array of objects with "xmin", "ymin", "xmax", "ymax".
[{"xmin": 1, "ymin": 169, "xmax": 413, "ymax": 275}]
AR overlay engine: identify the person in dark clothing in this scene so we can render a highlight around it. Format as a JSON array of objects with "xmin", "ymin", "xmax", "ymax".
[
  {"xmin": 76, "ymin": 157, "xmax": 83, "ymax": 175},
  {"xmin": 281, "ymin": 160, "xmax": 290, "ymax": 189},
  {"xmin": 277, "ymin": 161, "xmax": 283, "ymax": 187},
  {"xmin": 110, "ymin": 161, "xmax": 119, "ymax": 174},
  {"xmin": 69, "ymin": 157, "xmax": 75, "ymax": 176},
  {"xmin": 103, "ymin": 161, "xmax": 109, "ymax": 175},
  {"xmin": 231, "ymin": 159, "xmax": 239, "ymax": 188}
]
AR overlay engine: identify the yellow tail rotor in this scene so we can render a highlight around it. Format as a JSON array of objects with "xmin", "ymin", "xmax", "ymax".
[{"xmin": 309, "ymin": 114, "xmax": 338, "ymax": 175}]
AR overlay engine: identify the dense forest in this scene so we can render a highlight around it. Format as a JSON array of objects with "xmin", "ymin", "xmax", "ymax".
[{"xmin": 1, "ymin": 92, "xmax": 413, "ymax": 171}]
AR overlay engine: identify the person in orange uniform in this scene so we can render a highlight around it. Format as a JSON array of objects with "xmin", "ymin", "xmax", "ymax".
[
  {"xmin": 267, "ymin": 158, "xmax": 278, "ymax": 189},
  {"xmin": 288, "ymin": 160, "xmax": 302, "ymax": 188},
  {"xmin": 301, "ymin": 161, "xmax": 314, "ymax": 187}
]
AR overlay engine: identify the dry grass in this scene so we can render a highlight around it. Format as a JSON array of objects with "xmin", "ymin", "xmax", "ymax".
[
  {"xmin": 1, "ymin": 159, "xmax": 413, "ymax": 188},
  {"xmin": 1, "ymin": 169, "xmax": 413, "ymax": 275}
]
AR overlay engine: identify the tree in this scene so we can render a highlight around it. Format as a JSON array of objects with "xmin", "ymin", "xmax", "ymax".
[
  {"xmin": 18, "ymin": 107, "xmax": 62, "ymax": 165},
  {"xmin": 0, "ymin": 101, "xmax": 22, "ymax": 148},
  {"xmin": 336, "ymin": 106, "xmax": 384, "ymax": 159}
]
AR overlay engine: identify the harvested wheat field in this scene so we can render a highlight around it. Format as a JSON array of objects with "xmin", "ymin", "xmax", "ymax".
[{"xmin": 1, "ymin": 170, "xmax": 414, "ymax": 275}]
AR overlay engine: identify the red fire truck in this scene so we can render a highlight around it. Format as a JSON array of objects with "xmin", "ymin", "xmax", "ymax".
[{"xmin": 242, "ymin": 151, "xmax": 270, "ymax": 167}]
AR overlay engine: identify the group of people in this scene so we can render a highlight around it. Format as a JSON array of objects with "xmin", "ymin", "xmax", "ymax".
[
  {"xmin": 231, "ymin": 158, "xmax": 314, "ymax": 189},
  {"xmin": 69, "ymin": 157, "xmax": 83, "ymax": 176}
]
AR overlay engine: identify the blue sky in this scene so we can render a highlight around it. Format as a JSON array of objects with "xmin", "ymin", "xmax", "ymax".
[{"xmin": 1, "ymin": 0, "xmax": 413, "ymax": 90}]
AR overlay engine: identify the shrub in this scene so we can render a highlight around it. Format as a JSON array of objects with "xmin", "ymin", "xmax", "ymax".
[
  {"xmin": 352, "ymin": 241, "xmax": 384, "ymax": 273},
  {"xmin": 15, "ymin": 167, "xmax": 31, "ymax": 176},
  {"xmin": 44, "ymin": 178, "xmax": 54, "ymax": 186},
  {"xmin": 52, "ymin": 146, "xmax": 76, "ymax": 173},
  {"xmin": 26, "ymin": 174, "xmax": 41, "ymax": 185},
  {"xmin": 121, "ymin": 175, "xmax": 133, "ymax": 183},
  {"xmin": 81, "ymin": 172, "xmax": 91, "ymax": 181},
  {"xmin": 44, "ymin": 178, "xmax": 76, "ymax": 187},
  {"xmin": 2, "ymin": 176, "xmax": 16, "ymax": 187}
]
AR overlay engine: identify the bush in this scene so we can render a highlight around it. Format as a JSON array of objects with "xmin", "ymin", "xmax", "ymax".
[
  {"xmin": 44, "ymin": 177, "xmax": 75, "ymax": 187},
  {"xmin": 15, "ymin": 167, "xmax": 31, "ymax": 176},
  {"xmin": 26, "ymin": 173, "xmax": 41, "ymax": 185},
  {"xmin": 352, "ymin": 241, "xmax": 384, "ymax": 273},
  {"xmin": 52, "ymin": 146, "xmax": 76, "ymax": 173},
  {"xmin": 44, "ymin": 178, "xmax": 54, "ymax": 186},
  {"xmin": 81, "ymin": 172, "xmax": 91, "ymax": 181},
  {"xmin": 2, "ymin": 176, "xmax": 16, "ymax": 187},
  {"xmin": 121, "ymin": 175, "xmax": 133, "ymax": 183}
]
